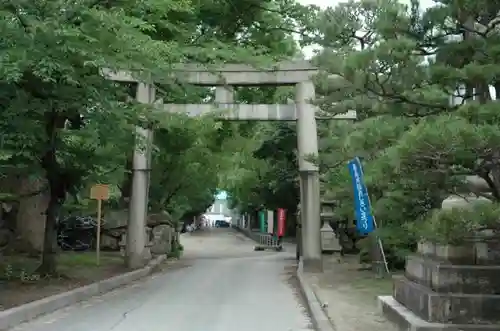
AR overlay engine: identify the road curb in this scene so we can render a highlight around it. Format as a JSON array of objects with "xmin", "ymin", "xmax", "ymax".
[
  {"xmin": 0, "ymin": 254, "xmax": 167, "ymax": 330},
  {"xmin": 296, "ymin": 261, "xmax": 336, "ymax": 331}
]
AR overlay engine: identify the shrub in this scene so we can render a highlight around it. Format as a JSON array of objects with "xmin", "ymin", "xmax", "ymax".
[{"xmin": 416, "ymin": 202, "xmax": 500, "ymax": 245}]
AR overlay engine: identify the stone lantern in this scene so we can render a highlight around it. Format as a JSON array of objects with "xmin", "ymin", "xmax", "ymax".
[{"xmin": 320, "ymin": 200, "xmax": 342, "ymax": 253}]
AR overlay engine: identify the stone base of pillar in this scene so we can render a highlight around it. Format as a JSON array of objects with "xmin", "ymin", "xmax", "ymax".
[
  {"xmin": 299, "ymin": 171, "xmax": 322, "ymax": 270},
  {"xmin": 303, "ymin": 257, "xmax": 323, "ymax": 273},
  {"xmin": 126, "ymin": 252, "xmax": 147, "ymax": 269}
]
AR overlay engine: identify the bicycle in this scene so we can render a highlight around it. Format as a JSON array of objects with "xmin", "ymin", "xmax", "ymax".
[
  {"xmin": 56, "ymin": 215, "xmax": 101, "ymax": 251},
  {"xmin": 57, "ymin": 231, "xmax": 94, "ymax": 251}
]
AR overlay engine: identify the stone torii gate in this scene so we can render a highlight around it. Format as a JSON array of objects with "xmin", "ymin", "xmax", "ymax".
[{"xmin": 104, "ymin": 61, "xmax": 356, "ymax": 271}]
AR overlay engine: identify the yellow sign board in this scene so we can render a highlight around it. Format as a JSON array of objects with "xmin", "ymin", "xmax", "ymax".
[
  {"xmin": 90, "ymin": 184, "xmax": 110, "ymax": 266},
  {"xmin": 90, "ymin": 184, "xmax": 109, "ymax": 200}
]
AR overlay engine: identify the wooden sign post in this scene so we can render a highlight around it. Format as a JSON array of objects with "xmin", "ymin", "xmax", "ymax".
[{"xmin": 90, "ymin": 184, "xmax": 110, "ymax": 265}]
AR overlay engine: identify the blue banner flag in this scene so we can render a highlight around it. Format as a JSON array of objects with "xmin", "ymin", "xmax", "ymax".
[{"xmin": 348, "ymin": 157, "xmax": 374, "ymax": 234}]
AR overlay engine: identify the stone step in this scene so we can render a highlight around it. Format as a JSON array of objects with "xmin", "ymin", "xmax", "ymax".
[
  {"xmin": 379, "ymin": 295, "xmax": 500, "ymax": 331},
  {"xmin": 393, "ymin": 276, "xmax": 500, "ymax": 324},
  {"xmin": 405, "ymin": 255, "xmax": 500, "ymax": 294},
  {"xmin": 417, "ymin": 241, "xmax": 500, "ymax": 265}
]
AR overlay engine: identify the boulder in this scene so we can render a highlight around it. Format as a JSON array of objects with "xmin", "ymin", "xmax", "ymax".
[{"xmin": 150, "ymin": 224, "xmax": 174, "ymax": 255}]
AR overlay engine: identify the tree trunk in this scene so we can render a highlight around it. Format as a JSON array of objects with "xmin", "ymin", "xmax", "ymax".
[
  {"xmin": 37, "ymin": 194, "xmax": 59, "ymax": 275},
  {"xmin": 38, "ymin": 110, "xmax": 64, "ymax": 275}
]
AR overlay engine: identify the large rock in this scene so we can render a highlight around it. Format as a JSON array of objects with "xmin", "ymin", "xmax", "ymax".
[
  {"xmin": 441, "ymin": 176, "xmax": 492, "ymax": 210},
  {"xmin": 147, "ymin": 212, "xmax": 174, "ymax": 227},
  {"xmin": 441, "ymin": 194, "xmax": 491, "ymax": 210},
  {"xmin": 106, "ymin": 210, "xmax": 176, "ymax": 257},
  {"xmin": 3, "ymin": 176, "xmax": 49, "ymax": 254},
  {"xmin": 103, "ymin": 210, "xmax": 128, "ymax": 229},
  {"xmin": 100, "ymin": 233, "xmax": 119, "ymax": 251},
  {"xmin": 150, "ymin": 224, "xmax": 173, "ymax": 255},
  {"xmin": 103, "ymin": 210, "xmax": 174, "ymax": 229}
]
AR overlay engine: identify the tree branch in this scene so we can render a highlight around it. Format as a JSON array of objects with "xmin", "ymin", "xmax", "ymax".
[{"xmin": 162, "ymin": 183, "xmax": 183, "ymax": 207}]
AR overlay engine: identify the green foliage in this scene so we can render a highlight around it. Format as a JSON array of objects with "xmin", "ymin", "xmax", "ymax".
[
  {"xmin": 416, "ymin": 202, "xmax": 500, "ymax": 245},
  {"xmin": 169, "ymin": 242, "xmax": 184, "ymax": 259},
  {"xmin": 305, "ymin": 0, "xmax": 500, "ymax": 267},
  {"xmin": 142, "ymin": 0, "xmax": 313, "ymax": 221},
  {"xmin": 221, "ymin": 122, "xmax": 301, "ymax": 227},
  {"xmin": 149, "ymin": 114, "xmax": 223, "ymax": 219},
  {"xmin": 0, "ymin": 0, "xmax": 312, "ymax": 273}
]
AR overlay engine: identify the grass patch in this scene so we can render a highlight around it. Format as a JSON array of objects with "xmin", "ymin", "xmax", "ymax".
[
  {"xmin": 0, "ymin": 251, "xmax": 127, "ymax": 310},
  {"xmin": 349, "ymin": 273, "xmax": 395, "ymax": 296},
  {"xmin": 316, "ymin": 255, "xmax": 399, "ymax": 302},
  {"xmin": 58, "ymin": 252, "xmax": 122, "ymax": 268},
  {"xmin": 0, "ymin": 251, "xmax": 123, "ymax": 281}
]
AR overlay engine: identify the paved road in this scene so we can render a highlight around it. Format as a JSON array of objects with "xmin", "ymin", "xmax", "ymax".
[{"xmin": 10, "ymin": 228, "xmax": 313, "ymax": 331}]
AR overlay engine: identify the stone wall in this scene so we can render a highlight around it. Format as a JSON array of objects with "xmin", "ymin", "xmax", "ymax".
[
  {"xmin": 115, "ymin": 212, "xmax": 177, "ymax": 260},
  {"xmin": 0, "ymin": 176, "xmax": 49, "ymax": 254},
  {"xmin": 15, "ymin": 177, "xmax": 49, "ymax": 253}
]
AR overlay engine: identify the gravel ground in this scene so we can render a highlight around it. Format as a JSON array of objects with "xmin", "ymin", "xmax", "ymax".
[{"xmin": 303, "ymin": 255, "xmax": 398, "ymax": 331}]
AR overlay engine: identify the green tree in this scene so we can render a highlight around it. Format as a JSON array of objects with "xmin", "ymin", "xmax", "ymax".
[
  {"xmin": 142, "ymin": 0, "xmax": 311, "ymax": 221},
  {"xmin": 182, "ymin": 0, "xmax": 316, "ymax": 230},
  {"xmin": 0, "ymin": 0, "xmax": 277, "ymax": 273},
  {"xmin": 307, "ymin": 0, "xmax": 500, "ymax": 266},
  {"xmin": 1, "ymin": 0, "xmax": 179, "ymax": 273},
  {"xmin": 148, "ymin": 114, "xmax": 223, "ymax": 220},
  {"xmin": 0, "ymin": 0, "xmax": 327, "ymax": 273}
]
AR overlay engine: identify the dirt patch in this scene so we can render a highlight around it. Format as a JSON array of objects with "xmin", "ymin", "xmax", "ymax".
[
  {"xmin": 305, "ymin": 255, "xmax": 399, "ymax": 331},
  {"xmin": 0, "ymin": 251, "xmax": 128, "ymax": 311}
]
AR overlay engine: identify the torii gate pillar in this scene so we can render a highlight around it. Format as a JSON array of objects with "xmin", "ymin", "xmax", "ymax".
[
  {"xmin": 296, "ymin": 81, "xmax": 322, "ymax": 272},
  {"xmin": 127, "ymin": 83, "xmax": 155, "ymax": 269}
]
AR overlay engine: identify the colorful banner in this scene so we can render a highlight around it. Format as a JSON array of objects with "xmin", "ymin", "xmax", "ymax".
[
  {"xmin": 277, "ymin": 208, "xmax": 286, "ymax": 237},
  {"xmin": 267, "ymin": 210, "xmax": 274, "ymax": 234},
  {"xmin": 348, "ymin": 157, "xmax": 374, "ymax": 234},
  {"xmin": 258, "ymin": 210, "xmax": 267, "ymax": 233}
]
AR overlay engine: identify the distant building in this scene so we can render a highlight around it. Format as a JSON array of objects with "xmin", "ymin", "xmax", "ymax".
[
  {"xmin": 204, "ymin": 190, "xmax": 241, "ymax": 226},
  {"xmin": 206, "ymin": 190, "xmax": 231, "ymax": 216},
  {"xmin": 207, "ymin": 198, "xmax": 230, "ymax": 216}
]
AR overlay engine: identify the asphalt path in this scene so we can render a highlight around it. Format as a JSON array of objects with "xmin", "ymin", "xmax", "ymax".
[{"xmin": 10, "ymin": 228, "xmax": 313, "ymax": 331}]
